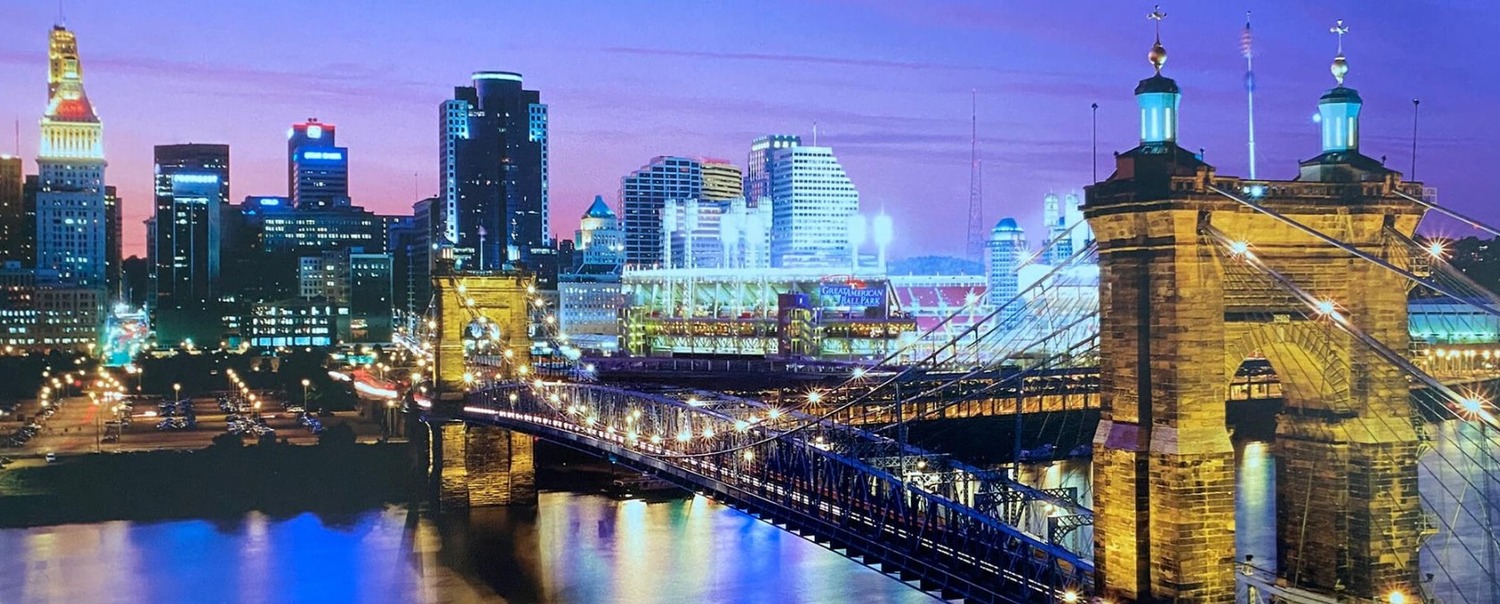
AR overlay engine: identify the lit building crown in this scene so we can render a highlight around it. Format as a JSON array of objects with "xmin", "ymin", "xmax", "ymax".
[{"xmin": 39, "ymin": 25, "xmax": 103, "ymax": 161}]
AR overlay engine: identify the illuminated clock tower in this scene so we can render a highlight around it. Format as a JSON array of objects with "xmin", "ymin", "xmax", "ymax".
[{"xmin": 36, "ymin": 25, "xmax": 107, "ymax": 288}]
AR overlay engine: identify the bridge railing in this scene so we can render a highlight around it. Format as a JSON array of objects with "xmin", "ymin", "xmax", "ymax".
[{"xmin": 460, "ymin": 381, "xmax": 1095, "ymax": 603}]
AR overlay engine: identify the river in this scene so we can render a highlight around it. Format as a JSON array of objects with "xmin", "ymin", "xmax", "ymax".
[
  {"xmin": 0, "ymin": 491, "xmax": 934, "ymax": 604},
  {"xmin": 4, "ymin": 429, "xmax": 1494, "ymax": 603}
]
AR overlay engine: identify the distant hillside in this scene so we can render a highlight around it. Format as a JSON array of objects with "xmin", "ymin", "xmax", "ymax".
[{"xmin": 887, "ymin": 256, "xmax": 984, "ymax": 276}]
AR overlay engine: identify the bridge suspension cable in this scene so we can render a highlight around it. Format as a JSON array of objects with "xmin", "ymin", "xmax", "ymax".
[
  {"xmin": 627, "ymin": 242, "xmax": 1099, "ymax": 460},
  {"xmin": 1209, "ymin": 185, "xmax": 1500, "ymax": 320},
  {"xmin": 1394, "ymin": 188, "xmax": 1500, "ymax": 240}
]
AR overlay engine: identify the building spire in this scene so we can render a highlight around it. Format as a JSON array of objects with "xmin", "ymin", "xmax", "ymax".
[
  {"xmin": 1147, "ymin": 5, "xmax": 1168, "ymax": 73},
  {"xmin": 1330, "ymin": 19, "xmax": 1349, "ymax": 85}
]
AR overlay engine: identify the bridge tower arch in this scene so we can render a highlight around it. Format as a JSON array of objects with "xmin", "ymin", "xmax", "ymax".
[
  {"xmin": 1083, "ymin": 23, "xmax": 1424, "ymax": 603},
  {"xmin": 425, "ymin": 260, "xmax": 538, "ymax": 508}
]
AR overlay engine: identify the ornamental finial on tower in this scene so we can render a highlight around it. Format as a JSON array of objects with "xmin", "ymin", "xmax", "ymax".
[
  {"xmin": 1148, "ymin": 5, "xmax": 1168, "ymax": 73},
  {"xmin": 1330, "ymin": 19, "xmax": 1349, "ymax": 85}
]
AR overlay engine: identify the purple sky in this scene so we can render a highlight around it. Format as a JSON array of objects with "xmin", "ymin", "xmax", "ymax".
[{"xmin": 2, "ymin": 1, "xmax": 1496, "ymax": 258}]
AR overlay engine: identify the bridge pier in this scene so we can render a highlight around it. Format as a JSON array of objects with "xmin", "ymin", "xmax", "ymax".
[
  {"xmin": 1276, "ymin": 416, "xmax": 1421, "ymax": 597},
  {"xmin": 431, "ymin": 421, "xmax": 536, "ymax": 508}
]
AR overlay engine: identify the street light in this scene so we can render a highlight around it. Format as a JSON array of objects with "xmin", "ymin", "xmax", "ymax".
[
  {"xmin": 172, "ymin": 383, "xmax": 181, "ymax": 402},
  {"xmin": 301, "ymin": 378, "xmax": 311, "ymax": 405}
]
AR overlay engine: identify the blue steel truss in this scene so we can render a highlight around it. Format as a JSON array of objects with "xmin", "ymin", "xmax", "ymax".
[{"xmin": 434, "ymin": 382, "xmax": 1096, "ymax": 604}]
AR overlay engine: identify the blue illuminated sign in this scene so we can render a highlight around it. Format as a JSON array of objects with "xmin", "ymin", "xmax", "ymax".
[
  {"xmin": 302, "ymin": 151, "xmax": 344, "ymax": 161},
  {"xmin": 819, "ymin": 284, "xmax": 885, "ymax": 308},
  {"xmin": 172, "ymin": 173, "xmax": 219, "ymax": 184}
]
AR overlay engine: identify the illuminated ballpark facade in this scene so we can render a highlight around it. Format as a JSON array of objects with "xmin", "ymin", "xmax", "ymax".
[{"xmin": 622, "ymin": 267, "xmax": 916, "ymax": 359}]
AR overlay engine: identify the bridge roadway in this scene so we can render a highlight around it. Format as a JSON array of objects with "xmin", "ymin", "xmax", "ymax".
[{"xmin": 439, "ymin": 381, "xmax": 1095, "ymax": 604}]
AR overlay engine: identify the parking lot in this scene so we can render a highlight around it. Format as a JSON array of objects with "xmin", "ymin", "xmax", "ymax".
[{"xmin": 4, "ymin": 393, "xmax": 392, "ymax": 461}]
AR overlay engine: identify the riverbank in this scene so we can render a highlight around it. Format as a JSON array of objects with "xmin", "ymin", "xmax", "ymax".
[
  {"xmin": 0, "ymin": 441, "xmax": 420, "ymax": 527},
  {"xmin": 0, "ymin": 439, "xmax": 670, "ymax": 528}
]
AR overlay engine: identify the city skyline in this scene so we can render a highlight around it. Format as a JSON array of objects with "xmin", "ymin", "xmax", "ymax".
[{"xmin": 1, "ymin": 1, "xmax": 1496, "ymax": 259}]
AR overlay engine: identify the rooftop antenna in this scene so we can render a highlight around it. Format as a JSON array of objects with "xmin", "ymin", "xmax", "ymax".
[
  {"xmin": 13, "ymin": 118, "xmax": 19, "ymax": 156},
  {"xmin": 812, "ymin": 121, "xmax": 818, "ymax": 146},
  {"xmin": 965, "ymin": 89, "xmax": 985, "ymax": 262},
  {"xmin": 1410, "ymin": 99, "xmax": 1420, "ymax": 180},
  {"xmin": 57, "ymin": 0, "xmax": 65, "ymax": 26},
  {"xmin": 1090, "ymin": 103, "xmax": 1099, "ymax": 183},
  {"xmin": 1242, "ymin": 11, "xmax": 1257, "ymax": 180}
]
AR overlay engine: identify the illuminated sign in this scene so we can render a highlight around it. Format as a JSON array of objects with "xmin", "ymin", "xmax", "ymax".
[
  {"xmin": 254, "ymin": 197, "xmax": 282, "ymax": 206},
  {"xmin": 302, "ymin": 151, "xmax": 343, "ymax": 161},
  {"xmin": 473, "ymin": 72, "xmax": 522, "ymax": 82},
  {"xmin": 306, "ymin": 124, "xmax": 323, "ymax": 139},
  {"xmin": 172, "ymin": 173, "xmax": 219, "ymax": 184},
  {"xmin": 819, "ymin": 284, "xmax": 886, "ymax": 308}
]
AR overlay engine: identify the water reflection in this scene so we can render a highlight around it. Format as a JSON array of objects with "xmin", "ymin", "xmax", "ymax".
[
  {"xmin": 1011, "ymin": 432, "xmax": 1499, "ymax": 603},
  {"xmin": 0, "ymin": 493, "xmax": 935, "ymax": 604}
]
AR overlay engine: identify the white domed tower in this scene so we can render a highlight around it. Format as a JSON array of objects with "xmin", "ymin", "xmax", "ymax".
[{"xmin": 986, "ymin": 217, "xmax": 1027, "ymax": 307}]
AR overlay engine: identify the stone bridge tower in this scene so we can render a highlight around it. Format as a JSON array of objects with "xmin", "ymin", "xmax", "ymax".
[
  {"xmin": 1083, "ymin": 19, "xmax": 1425, "ymax": 602},
  {"xmin": 425, "ymin": 259, "xmax": 537, "ymax": 508}
]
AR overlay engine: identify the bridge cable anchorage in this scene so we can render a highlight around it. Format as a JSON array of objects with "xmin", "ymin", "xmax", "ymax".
[
  {"xmin": 1207, "ymin": 224, "xmax": 1500, "ymax": 600},
  {"xmin": 1210, "ymin": 185, "xmax": 1500, "ymax": 321},
  {"xmin": 620, "ymin": 243, "xmax": 1100, "ymax": 461}
]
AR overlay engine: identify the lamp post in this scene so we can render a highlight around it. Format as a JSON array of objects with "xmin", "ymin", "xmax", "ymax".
[
  {"xmin": 301, "ymin": 378, "xmax": 311, "ymax": 406},
  {"xmin": 172, "ymin": 383, "xmax": 181, "ymax": 402}
]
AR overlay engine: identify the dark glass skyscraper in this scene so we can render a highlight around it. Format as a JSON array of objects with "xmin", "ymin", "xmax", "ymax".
[
  {"xmin": 152, "ymin": 143, "xmax": 229, "ymax": 345},
  {"xmin": 0, "ymin": 156, "xmax": 23, "ymax": 262},
  {"xmin": 440, "ymin": 72, "xmax": 548, "ymax": 270},
  {"xmin": 104, "ymin": 185, "xmax": 120, "ymax": 298},
  {"xmin": 621, "ymin": 156, "xmax": 701, "ymax": 268},
  {"xmin": 288, "ymin": 119, "xmax": 349, "ymax": 210}
]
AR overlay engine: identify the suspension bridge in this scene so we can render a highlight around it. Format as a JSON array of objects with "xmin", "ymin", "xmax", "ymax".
[{"xmin": 380, "ymin": 22, "xmax": 1500, "ymax": 604}]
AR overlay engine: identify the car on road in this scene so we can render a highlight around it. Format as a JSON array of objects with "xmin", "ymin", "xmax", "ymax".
[{"xmin": 44, "ymin": 453, "xmax": 57, "ymax": 463}]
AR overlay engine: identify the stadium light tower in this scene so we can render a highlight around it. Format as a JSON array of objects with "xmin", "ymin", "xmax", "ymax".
[
  {"xmin": 873, "ymin": 213, "xmax": 894, "ymax": 273},
  {"xmin": 847, "ymin": 214, "xmax": 868, "ymax": 274}
]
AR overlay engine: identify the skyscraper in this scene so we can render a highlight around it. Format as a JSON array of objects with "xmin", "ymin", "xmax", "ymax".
[
  {"xmin": 287, "ymin": 118, "xmax": 350, "ymax": 209},
  {"xmin": 745, "ymin": 135, "xmax": 800, "ymax": 205},
  {"xmin": 104, "ymin": 185, "xmax": 121, "ymax": 297},
  {"xmin": 35, "ymin": 25, "xmax": 107, "ymax": 288},
  {"xmin": 768, "ymin": 145, "xmax": 860, "ymax": 268},
  {"xmin": 701, "ymin": 160, "xmax": 744, "ymax": 201},
  {"xmin": 152, "ymin": 143, "xmax": 229, "ymax": 345},
  {"xmin": 987, "ymin": 218, "xmax": 1026, "ymax": 307},
  {"xmin": 440, "ymin": 72, "xmax": 548, "ymax": 269},
  {"xmin": 621, "ymin": 156, "xmax": 701, "ymax": 268},
  {"xmin": 0, "ymin": 156, "xmax": 23, "ymax": 261}
]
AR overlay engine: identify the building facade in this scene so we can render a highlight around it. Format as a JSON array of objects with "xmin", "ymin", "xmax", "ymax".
[
  {"xmin": 35, "ymin": 25, "xmax": 107, "ymax": 289},
  {"xmin": 441, "ymin": 72, "xmax": 547, "ymax": 269},
  {"xmin": 768, "ymin": 145, "xmax": 859, "ymax": 269},
  {"xmin": 745, "ymin": 135, "xmax": 800, "ymax": 205},
  {"xmin": 622, "ymin": 156, "xmax": 701, "ymax": 268},
  {"xmin": 0, "ymin": 156, "xmax": 24, "ymax": 262},
  {"xmin": 287, "ymin": 119, "xmax": 349, "ymax": 210},
  {"xmin": 152, "ymin": 143, "xmax": 229, "ymax": 346},
  {"xmin": 986, "ymin": 218, "xmax": 1026, "ymax": 307},
  {"xmin": 701, "ymin": 159, "xmax": 743, "ymax": 202}
]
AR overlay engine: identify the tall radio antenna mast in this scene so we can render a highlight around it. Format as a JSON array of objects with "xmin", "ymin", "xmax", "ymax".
[
  {"xmin": 1242, "ymin": 11, "xmax": 1258, "ymax": 180},
  {"xmin": 965, "ymin": 89, "xmax": 984, "ymax": 262}
]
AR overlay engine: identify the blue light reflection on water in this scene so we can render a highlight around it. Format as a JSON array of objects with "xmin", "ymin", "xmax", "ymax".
[{"xmin": 0, "ymin": 492, "xmax": 936, "ymax": 604}]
